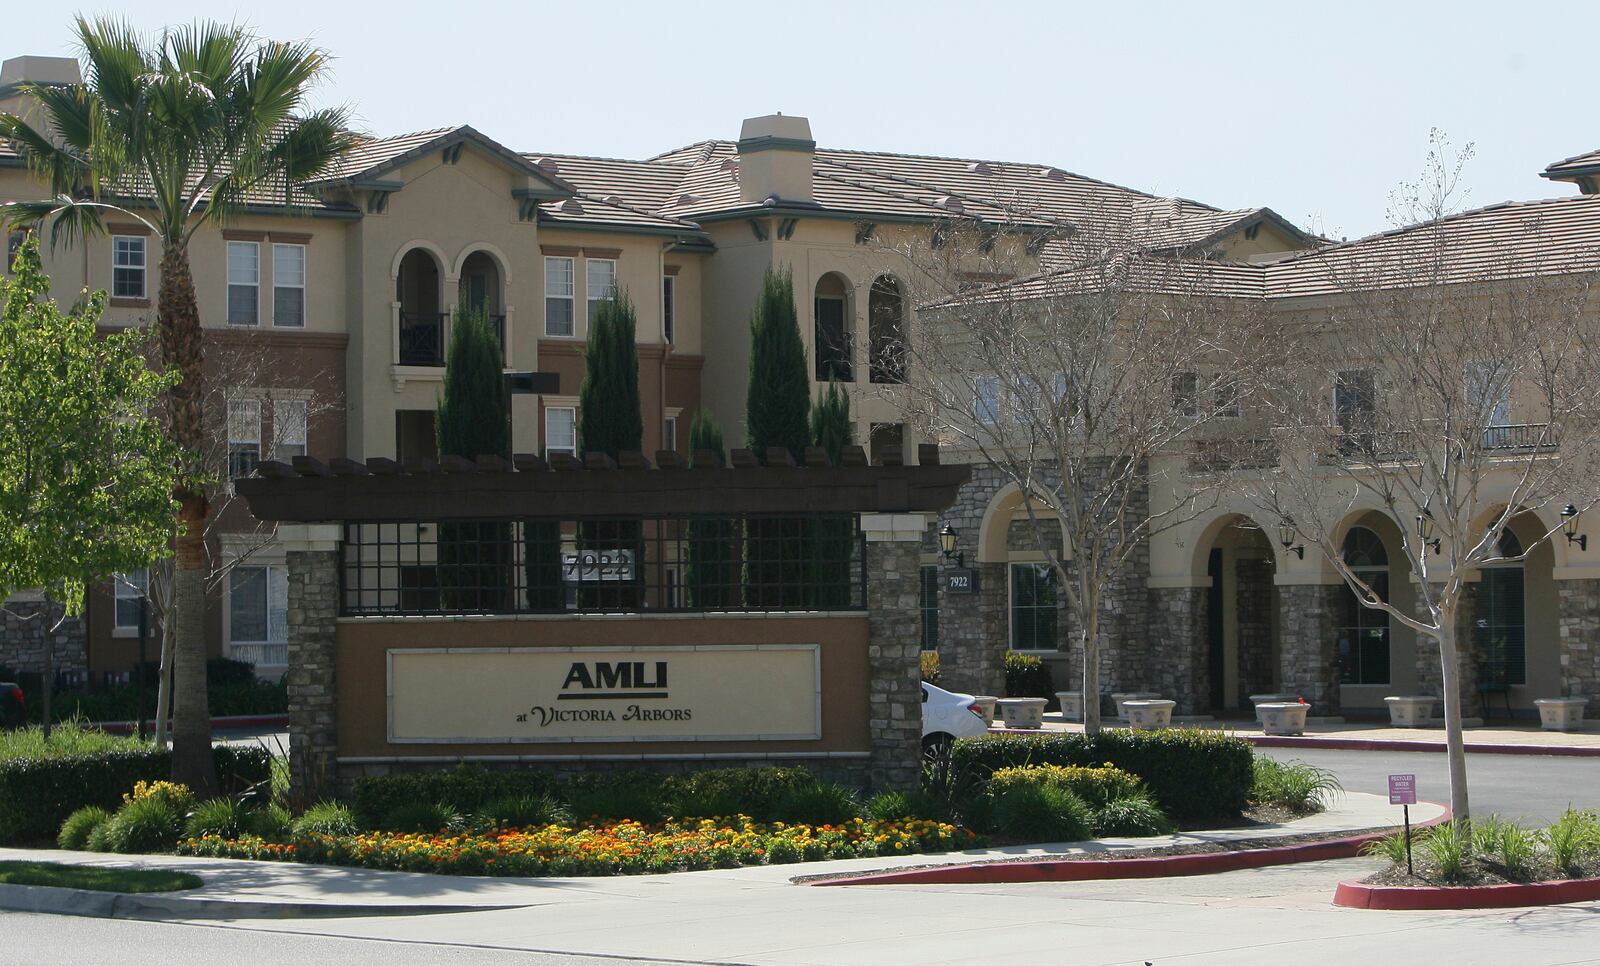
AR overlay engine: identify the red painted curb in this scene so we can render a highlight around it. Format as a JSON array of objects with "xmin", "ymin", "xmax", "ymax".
[
  {"xmin": 1247, "ymin": 735, "xmax": 1600, "ymax": 758},
  {"xmin": 1333, "ymin": 874, "xmax": 1600, "ymax": 910},
  {"xmin": 91, "ymin": 714, "xmax": 287, "ymax": 735},
  {"xmin": 813, "ymin": 804, "xmax": 1452, "ymax": 887}
]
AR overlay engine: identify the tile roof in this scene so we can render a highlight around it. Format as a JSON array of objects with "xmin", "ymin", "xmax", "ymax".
[
  {"xmin": 1543, "ymin": 149, "xmax": 1600, "ymax": 178},
  {"xmin": 313, "ymin": 127, "xmax": 458, "ymax": 182}
]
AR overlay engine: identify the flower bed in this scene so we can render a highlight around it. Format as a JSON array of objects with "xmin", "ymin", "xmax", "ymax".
[{"xmin": 176, "ymin": 815, "xmax": 972, "ymax": 877}]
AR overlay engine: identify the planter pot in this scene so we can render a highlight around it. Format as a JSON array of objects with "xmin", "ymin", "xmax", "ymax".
[
  {"xmin": 1257, "ymin": 702, "xmax": 1309, "ymax": 736},
  {"xmin": 997, "ymin": 697, "xmax": 1048, "ymax": 729},
  {"xmin": 1249, "ymin": 693, "xmax": 1299, "ymax": 723},
  {"xmin": 1384, "ymin": 695, "xmax": 1435, "ymax": 728},
  {"xmin": 1534, "ymin": 697, "xmax": 1587, "ymax": 732},
  {"xmin": 1112, "ymin": 692, "xmax": 1161, "ymax": 719},
  {"xmin": 1055, "ymin": 691, "xmax": 1084, "ymax": 722},
  {"xmin": 1121, "ymin": 699, "xmax": 1175, "ymax": 731},
  {"xmin": 972, "ymin": 695, "xmax": 999, "ymax": 726}
]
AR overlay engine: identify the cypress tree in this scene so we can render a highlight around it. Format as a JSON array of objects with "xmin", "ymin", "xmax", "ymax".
[
  {"xmin": 576, "ymin": 292, "xmax": 644, "ymax": 608},
  {"xmin": 744, "ymin": 268, "xmax": 811, "ymax": 607},
  {"xmin": 809, "ymin": 381, "xmax": 856, "ymax": 608},
  {"xmin": 435, "ymin": 307, "xmax": 510, "ymax": 611},
  {"xmin": 686, "ymin": 412, "xmax": 738, "ymax": 608}
]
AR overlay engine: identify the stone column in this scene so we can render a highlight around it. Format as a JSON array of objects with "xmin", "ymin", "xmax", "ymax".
[
  {"xmin": 1147, "ymin": 584, "xmax": 1209, "ymax": 715},
  {"xmin": 281, "ymin": 523, "xmax": 342, "ymax": 804},
  {"xmin": 1414, "ymin": 583, "xmax": 1483, "ymax": 718},
  {"xmin": 1278, "ymin": 582, "xmax": 1341, "ymax": 714},
  {"xmin": 938, "ymin": 559, "xmax": 1007, "ymax": 698},
  {"xmin": 861, "ymin": 513, "xmax": 929, "ymax": 793},
  {"xmin": 1558, "ymin": 577, "xmax": 1600, "ymax": 718}
]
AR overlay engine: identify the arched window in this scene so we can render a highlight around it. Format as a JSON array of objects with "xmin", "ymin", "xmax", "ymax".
[
  {"xmin": 1478, "ymin": 527, "xmax": 1526, "ymax": 685},
  {"xmin": 1337, "ymin": 527, "xmax": 1390, "ymax": 685},
  {"xmin": 814, "ymin": 273, "xmax": 852, "ymax": 382},
  {"xmin": 868, "ymin": 275, "xmax": 906, "ymax": 384},
  {"xmin": 459, "ymin": 250, "xmax": 505, "ymax": 352},
  {"xmin": 396, "ymin": 248, "xmax": 444, "ymax": 365}
]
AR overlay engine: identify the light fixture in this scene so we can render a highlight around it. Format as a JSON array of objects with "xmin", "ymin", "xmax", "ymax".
[
  {"xmin": 1277, "ymin": 520, "xmax": 1305, "ymax": 560},
  {"xmin": 1562, "ymin": 504, "xmax": 1587, "ymax": 552},
  {"xmin": 939, "ymin": 523, "xmax": 964, "ymax": 567},
  {"xmin": 1416, "ymin": 510, "xmax": 1441, "ymax": 555}
]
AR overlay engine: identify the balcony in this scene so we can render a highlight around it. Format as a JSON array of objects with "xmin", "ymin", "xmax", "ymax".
[
  {"xmin": 1482, "ymin": 423, "xmax": 1557, "ymax": 452},
  {"xmin": 398, "ymin": 311, "xmax": 448, "ymax": 366},
  {"xmin": 1189, "ymin": 437, "xmax": 1279, "ymax": 473},
  {"xmin": 1320, "ymin": 430, "xmax": 1416, "ymax": 464}
]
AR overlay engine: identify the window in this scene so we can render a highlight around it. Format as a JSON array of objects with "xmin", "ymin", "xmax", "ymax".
[
  {"xmin": 920, "ymin": 564, "xmax": 940, "ymax": 649},
  {"xmin": 1172, "ymin": 371, "xmax": 1198, "ymax": 416},
  {"xmin": 399, "ymin": 565, "xmax": 440, "ymax": 612},
  {"xmin": 1477, "ymin": 529, "xmax": 1527, "ymax": 686},
  {"xmin": 112, "ymin": 236, "xmax": 146, "ymax": 299},
  {"xmin": 870, "ymin": 422, "xmax": 904, "ymax": 462},
  {"xmin": 662, "ymin": 274, "xmax": 676, "ymax": 344},
  {"xmin": 544, "ymin": 256, "xmax": 574, "ymax": 336},
  {"xmin": 229, "ymin": 565, "xmax": 287, "ymax": 644},
  {"xmin": 814, "ymin": 294, "xmax": 852, "ymax": 381},
  {"xmin": 227, "ymin": 397, "xmax": 261, "ymax": 478},
  {"xmin": 1334, "ymin": 369, "xmax": 1375, "ymax": 431},
  {"xmin": 1010, "ymin": 562, "xmax": 1057, "ymax": 650},
  {"xmin": 1337, "ymin": 527, "xmax": 1390, "ymax": 685},
  {"xmin": 273, "ymin": 399, "xmax": 307, "ymax": 460},
  {"xmin": 113, "ymin": 569, "xmax": 149, "ymax": 632},
  {"xmin": 6, "ymin": 230, "xmax": 26, "ymax": 273},
  {"xmin": 545, "ymin": 406, "xmax": 577, "ymax": 458},
  {"xmin": 1214, "ymin": 374, "xmax": 1239, "ymax": 417},
  {"xmin": 272, "ymin": 243, "xmax": 306, "ymax": 327},
  {"xmin": 868, "ymin": 275, "xmax": 906, "ymax": 383},
  {"xmin": 395, "ymin": 410, "xmax": 437, "ymax": 463},
  {"xmin": 663, "ymin": 415, "xmax": 678, "ymax": 453},
  {"xmin": 227, "ymin": 241, "xmax": 260, "ymax": 325},
  {"xmin": 586, "ymin": 258, "xmax": 616, "ymax": 320},
  {"xmin": 975, "ymin": 376, "xmax": 1001, "ymax": 427}
]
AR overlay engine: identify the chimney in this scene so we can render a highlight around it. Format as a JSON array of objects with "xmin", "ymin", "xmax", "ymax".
[
  {"xmin": 0, "ymin": 56, "xmax": 83, "ymax": 123},
  {"xmin": 736, "ymin": 113, "xmax": 814, "ymax": 206}
]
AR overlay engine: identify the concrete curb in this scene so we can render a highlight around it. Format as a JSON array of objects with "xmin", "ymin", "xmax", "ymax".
[
  {"xmin": 1247, "ymin": 734, "xmax": 1600, "ymax": 758},
  {"xmin": 1333, "ymin": 874, "xmax": 1600, "ymax": 910},
  {"xmin": 92, "ymin": 714, "xmax": 288, "ymax": 736},
  {"xmin": 812, "ymin": 804, "xmax": 1453, "ymax": 887},
  {"xmin": 0, "ymin": 882, "xmax": 529, "ymax": 920}
]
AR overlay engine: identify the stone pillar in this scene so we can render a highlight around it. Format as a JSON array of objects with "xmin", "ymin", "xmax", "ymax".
[
  {"xmin": 281, "ymin": 523, "xmax": 342, "ymax": 803},
  {"xmin": 0, "ymin": 595, "xmax": 86, "ymax": 679},
  {"xmin": 939, "ymin": 560, "xmax": 1007, "ymax": 698},
  {"xmin": 1278, "ymin": 583, "xmax": 1341, "ymax": 714},
  {"xmin": 1558, "ymin": 577, "xmax": 1600, "ymax": 718},
  {"xmin": 1147, "ymin": 585, "xmax": 1209, "ymax": 715},
  {"xmin": 861, "ymin": 513, "xmax": 929, "ymax": 793},
  {"xmin": 1414, "ymin": 583, "xmax": 1483, "ymax": 718}
]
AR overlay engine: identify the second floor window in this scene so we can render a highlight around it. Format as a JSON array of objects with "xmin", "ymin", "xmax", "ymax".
[
  {"xmin": 114, "ymin": 569, "xmax": 149, "ymax": 631},
  {"xmin": 586, "ymin": 258, "xmax": 616, "ymax": 320},
  {"xmin": 975, "ymin": 376, "xmax": 1002, "ymax": 427},
  {"xmin": 1334, "ymin": 369, "xmax": 1375, "ymax": 432},
  {"xmin": 228, "ymin": 241, "xmax": 260, "ymax": 325},
  {"xmin": 545, "ymin": 256, "xmax": 574, "ymax": 337},
  {"xmin": 1172, "ymin": 371, "xmax": 1198, "ymax": 416},
  {"xmin": 228, "ymin": 397, "xmax": 261, "ymax": 477},
  {"xmin": 112, "ymin": 236, "xmax": 146, "ymax": 299},
  {"xmin": 545, "ymin": 406, "xmax": 577, "ymax": 459},
  {"xmin": 272, "ymin": 244, "xmax": 306, "ymax": 327},
  {"xmin": 274, "ymin": 399, "xmax": 307, "ymax": 460},
  {"xmin": 230, "ymin": 564, "xmax": 288, "ymax": 645}
]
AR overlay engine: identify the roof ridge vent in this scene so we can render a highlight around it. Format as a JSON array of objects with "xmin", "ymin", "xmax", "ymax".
[
  {"xmin": 675, "ymin": 193, "xmax": 699, "ymax": 207},
  {"xmin": 534, "ymin": 157, "xmax": 561, "ymax": 174},
  {"xmin": 559, "ymin": 198, "xmax": 584, "ymax": 214},
  {"xmin": 1039, "ymin": 166, "xmax": 1067, "ymax": 181},
  {"xmin": 967, "ymin": 161, "xmax": 995, "ymax": 176},
  {"xmin": 720, "ymin": 157, "xmax": 740, "ymax": 172},
  {"xmin": 935, "ymin": 195, "xmax": 964, "ymax": 213},
  {"xmin": 603, "ymin": 194, "xmax": 625, "ymax": 205}
]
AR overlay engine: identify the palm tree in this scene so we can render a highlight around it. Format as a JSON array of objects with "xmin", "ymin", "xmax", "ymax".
[{"xmin": 0, "ymin": 18, "xmax": 355, "ymax": 793}]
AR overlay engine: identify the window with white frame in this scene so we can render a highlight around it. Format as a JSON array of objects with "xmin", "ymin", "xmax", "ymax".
[
  {"xmin": 272, "ymin": 243, "xmax": 306, "ymax": 327},
  {"xmin": 544, "ymin": 406, "xmax": 577, "ymax": 458},
  {"xmin": 227, "ymin": 398, "xmax": 261, "ymax": 478},
  {"xmin": 229, "ymin": 565, "xmax": 287, "ymax": 645},
  {"xmin": 113, "ymin": 569, "xmax": 149, "ymax": 631},
  {"xmin": 273, "ymin": 398, "xmax": 307, "ymax": 460},
  {"xmin": 663, "ymin": 414, "xmax": 678, "ymax": 453},
  {"xmin": 227, "ymin": 241, "xmax": 260, "ymax": 325},
  {"xmin": 544, "ymin": 256, "xmax": 574, "ymax": 336},
  {"xmin": 112, "ymin": 236, "xmax": 146, "ymax": 299},
  {"xmin": 975, "ymin": 376, "xmax": 1001, "ymax": 427},
  {"xmin": 662, "ymin": 273, "xmax": 676, "ymax": 344},
  {"xmin": 586, "ymin": 258, "xmax": 616, "ymax": 320}
]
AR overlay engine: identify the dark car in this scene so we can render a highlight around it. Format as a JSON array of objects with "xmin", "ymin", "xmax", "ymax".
[{"xmin": 0, "ymin": 683, "xmax": 24, "ymax": 728}]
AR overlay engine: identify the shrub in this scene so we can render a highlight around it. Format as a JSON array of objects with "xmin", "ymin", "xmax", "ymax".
[
  {"xmin": 351, "ymin": 765, "xmax": 558, "ymax": 828},
  {"xmin": 103, "ymin": 794, "xmax": 185, "ymax": 854},
  {"xmin": 864, "ymin": 790, "xmax": 949, "ymax": 823},
  {"xmin": 992, "ymin": 781, "xmax": 1092, "ymax": 842},
  {"xmin": 770, "ymin": 782, "xmax": 861, "ymax": 825},
  {"xmin": 660, "ymin": 767, "xmax": 818, "ymax": 821},
  {"xmin": 292, "ymin": 800, "xmax": 360, "ymax": 838},
  {"xmin": 185, "ymin": 798, "xmax": 245, "ymax": 840},
  {"xmin": 1003, "ymin": 652, "xmax": 1053, "ymax": 699},
  {"xmin": 1250, "ymin": 758, "xmax": 1342, "ymax": 813},
  {"xmin": 564, "ymin": 773, "xmax": 668, "ymax": 823},
  {"xmin": 84, "ymin": 819, "xmax": 114, "ymax": 853},
  {"xmin": 57, "ymin": 806, "xmax": 112, "ymax": 850},
  {"xmin": 1497, "ymin": 824, "xmax": 1540, "ymax": 880},
  {"xmin": 950, "ymin": 730, "xmax": 1253, "ymax": 822},
  {"xmin": 478, "ymin": 794, "xmax": 569, "ymax": 829},
  {"xmin": 380, "ymin": 801, "xmax": 464, "ymax": 834},
  {"xmin": 989, "ymin": 764, "xmax": 1144, "ymax": 809},
  {"xmin": 243, "ymin": 804, "xmax": 293, "ymax": 841},
  {"xmin": 1421, "ymin": 821, "xmax": 1468, "ymax": 881},
  {"xmin": 124, "ymin": 780, "xmax": 195, "ymax": 811},
  {"xmin": 1092, "ymin": 793, "xmax": 1176, "ymax": 837},
  {"xmin": 1547, "ymin": 808, "xmax": 1600, "ymax": 876},
  {"xmin": 1362, "ymin": 830, "xmax": 1412, "ymax": 867},
  {"xmin": 920, "ymin": 651, "xmax": 941, "ymax": 686}
]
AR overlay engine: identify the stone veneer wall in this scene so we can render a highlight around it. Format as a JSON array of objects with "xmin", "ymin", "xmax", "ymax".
[
  {"xmin": 1146, "ymin": 586, "xmax": 1209, "ymax": 714},
  {"xmin": 1234, "ymin": 558, "xmax": 1275, "ymax": 703},
  {"xmin": 284, "ymin": 544, "xmax": 340, "ymax": 803},
  {"xmin": 0, "ymin": 597, "xmax": 87, "ymax": 678},
  {"xmin": 1558, "ymin": 577, "xmax": 1600, "ymax": 718},
  {"xmin": 862, "ymin": 531, "xmax": 929, "ymax": 792},
  {"xmin": 1413, "ymin": 582, "xmax": 1483, "ymax": 719},
  {"xmin": 1277, "ymin": 584, "xmax": 1341, "ymax": 714}
]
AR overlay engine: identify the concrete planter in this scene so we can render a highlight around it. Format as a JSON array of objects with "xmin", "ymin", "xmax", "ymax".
[
  {"xmin": 1122, "ymin": 699, "xmax": 1175, "ymax": 731},
  {"xmin": 1534, "ymin": 697, "xmax": 1587, "ymax": 732},
  {"xmin": 997, "ymin": 697, "xmax": 1048, "ymax": 729},
  {"xmin": 1258, "ymin": 702, "xmax": 1309, "ymax": 736},
  {"xmin": 1249, "ymin": 693, "xmax": 1299, "ymax": 723},
  {"xmin": 972, "ymin": 695, "xmax": 999, "ymax": 726},
  {"xmin": 1054, "ymin": 691, "xmax": 1084, "ymax": 722},
  {"xmin": 1112, "ymin": 692, "xmax": 1161, "ymax": 719},
  {"xmin": 1384, "ymin": 695, "xmax": 1435, "ymax": 728}
]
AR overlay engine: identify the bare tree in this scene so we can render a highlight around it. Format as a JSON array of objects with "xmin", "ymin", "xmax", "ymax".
[
  {"xmin": 1246, "ymin": 134, "xmax": 1600, "ymax": 822},
  {"xmin": 879, "ymin": 210, "xmax": 1279, "ymax": 733}
]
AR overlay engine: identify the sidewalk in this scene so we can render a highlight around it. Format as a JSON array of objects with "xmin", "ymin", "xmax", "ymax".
[{"xmin": 0, "ymin": 791, "xmax": 1429, "ymax": 919}]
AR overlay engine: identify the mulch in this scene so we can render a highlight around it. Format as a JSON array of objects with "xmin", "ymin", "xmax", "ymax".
[{"xmin": 1363, "ymin": 855, "xmax": 1600, "ymax": 888}]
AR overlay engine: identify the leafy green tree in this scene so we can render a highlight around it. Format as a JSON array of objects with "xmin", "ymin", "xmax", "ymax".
[
  {"xmin": 809, "ymin": 379, "xmax": 852, "ymax": 463},
  {"xmin": 575, "ymin": 293, "xmax": 644, "ymax": 608},
  {"xmin": 0, "ymin": 237, "xmax": 184, "ymax": 733},
  {"xmin": 685, "ymin": 412, "xmax": 738, "ymax": 608},
  {"xmin": 435, "ymin": 307, "xmax": 510, "ymax": 611},
  {"xmin": 0, "ymin": 18, "xmax": 356, "ymax": 792},
  {"xmin": 809, "ymin": 380, "xmax": 855, "ymax": 608},
  {"xmin": 744, "ymin": 268, "xmax": 811, "ymax": 607}
]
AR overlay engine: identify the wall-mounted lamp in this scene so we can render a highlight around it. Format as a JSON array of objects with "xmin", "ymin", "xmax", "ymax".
[
  {"xmin": 1277, "ymin": 520, "xmax": 1305, "ymax": 560},
  {"xmin": 939, "ymin": 523, "xmax": 964, "ymax": 568},
  {"xmin": 1562, "ymin": 504, "xmax": 1587, "ymax": 552},
  {"xmin": 1416, "ymin": 510, "xmax": 1441, "ymax": 555}
]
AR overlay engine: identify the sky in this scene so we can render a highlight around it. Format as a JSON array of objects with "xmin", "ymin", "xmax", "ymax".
[{"xmin": 5, "ymin": 1, "xmax": 1593, "ymax": 240}]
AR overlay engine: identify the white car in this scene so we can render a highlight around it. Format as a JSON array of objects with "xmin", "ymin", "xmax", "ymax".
[{"xmin": 921, "ymin": 681, "xmax": 990, "ymax": 753}]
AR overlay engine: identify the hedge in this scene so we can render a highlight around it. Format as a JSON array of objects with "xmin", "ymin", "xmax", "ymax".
[
  {"xmin": 0, "ymin": 745, "xmax": 270, "ymax": 845},
  {"xmin": 949, "ymin": 730, "xmax": 1253, "ymax": 822},
  {"xmin": 352, "ymin": 765, "xmax": 562, "ymax": 827},
  {"xmin": 1003, "ymin": 652, "xmax": 1054, "ymax": 699}
]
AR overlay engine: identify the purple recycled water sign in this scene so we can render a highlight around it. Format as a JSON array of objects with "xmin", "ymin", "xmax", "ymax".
[{"xmin": 1388, "ymin": 774, "xmax": 1417, "ymax": 805}]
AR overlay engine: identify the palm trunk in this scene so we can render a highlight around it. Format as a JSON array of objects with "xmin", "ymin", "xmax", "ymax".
[
  {"xmin": 157, "ymin": 244, "xmax": 216, "ymax": 796},
  {"xmin": 1435, "ymin": 604, "xmax": 1472, "ymax": 825}
]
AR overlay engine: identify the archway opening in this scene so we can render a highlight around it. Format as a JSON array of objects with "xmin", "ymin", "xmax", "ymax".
[
  {"xmin": 814, "ymin": 272, "xmax": 853, "ymax": 382},
  {"xmin": 397, "ymin": 248, "xmax": 444, "ymax": 365},
  {"xmin": 1199, "ymin": 515, "xmax": 1277, "ymax": 714},
  {"xmin": 460, "ymin": 250, "xmax": 505, "ymax": 352},
  {"xmin": 868, "ymin": 275, "xmax": 905, "ymax": 384}
]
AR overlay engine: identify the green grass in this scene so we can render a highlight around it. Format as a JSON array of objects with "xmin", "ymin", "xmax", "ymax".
[
  {"xmin": 1250, "ymin": 758, "xmax": 1342, "ymax": 813},
  {"xmin": 0, "ymin": 721, "xmax": 147, "ymax": 762},
  {"xmin": 0, "ymin": 860, "xmax": 201, "ymax": 893}
]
